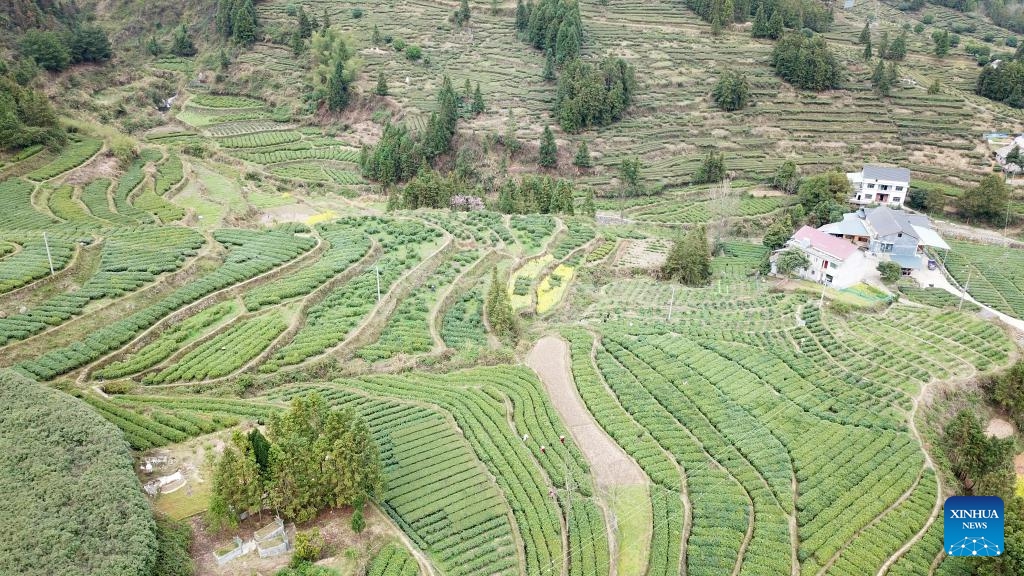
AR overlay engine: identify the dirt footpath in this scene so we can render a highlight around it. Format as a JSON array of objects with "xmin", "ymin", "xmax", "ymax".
[{"xmin": 527, "ymin": 335, "xmax": 646, "ymax": 488}]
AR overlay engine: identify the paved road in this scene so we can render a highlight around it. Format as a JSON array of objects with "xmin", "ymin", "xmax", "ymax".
[{"xmin": 912, "ymin": 265, "xmax": 1024, "ymax": 334}]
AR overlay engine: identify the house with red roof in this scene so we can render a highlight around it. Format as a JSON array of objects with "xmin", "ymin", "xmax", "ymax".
[{"xmin": 778, "ymin": 225, "xmax": 866, "ymax": 289}]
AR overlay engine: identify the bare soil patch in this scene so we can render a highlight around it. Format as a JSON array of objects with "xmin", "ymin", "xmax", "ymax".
[
  {"xmin": 192, "ymin": 504, "xmax": 393, "ymax": 576},
  {"xmin": 526, "ymin": 335, "xmax": 646, "ymax": 488},
  {"xmin": 986, "ymin": 417, "xmax": 1016, "ymax": 439},
  {"xmin": 66, "ymin": 154, "xmax": 120, "ymax": 186},
  {"xmin": 260, "ymin": 203, "xmax": 318, "ymax": 225}
]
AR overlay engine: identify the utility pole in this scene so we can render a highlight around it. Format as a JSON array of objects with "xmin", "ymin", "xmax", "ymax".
[
  {"xmin": 375, "ymin": 265, "xmax": 381, "ymax": 303},
  {"xmin": 667, "ymin": 285, "xmax": 676, "ymax": 321},
  {"xmin": 959, "ymin": 267, "xmax": 972, "ymax": 312},
  {"xmin": 43, "ymin": 232, "xmax": 54, "ymax": 275}
]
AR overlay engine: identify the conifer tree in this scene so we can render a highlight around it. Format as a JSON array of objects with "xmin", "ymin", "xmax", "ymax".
[
  {"xmin": 872, "ymin": 58, "xmax": 885, "ymax": 86},
  {"xmin": 864, "ymin": 36, "xmax": 873, "ymax": 60},
  {"xmin": 581, "ymin": 188, "xmax": 596, "ymax": 216},
  {"xmin": 371, "ymin": 24, "xmax": 381, "ymax": 45},
  {"xmin": 766, "ymin": 10, "xmax": 783, "ymax": 40},
  {"xmin": 542, "ymin": 51, "xmax": 556, "ymax": 81},
  {"xmin": 321, "ymin": 8, "xmax": 331, "ymax": 35},
  {"xmin": 858, "ymin": 21, "xmax": 870, "ymax": 45},
  {"xmin": 457, "ymin": 0, "xmax": 471, "ymax": 25},
  {"xmin": 486, "ymin": 268, "xmax": 518, "ymax": 343},
  {"xmin": 877, "ymin": 31, "xmax": 889, "ymax": 60},
  {"xmin": 375, "ymin": 71, "xmax": 388, "ymax": 96},
  {"xmin": 539, "ymin": 125, "xmax": 557, "ymax": 167},
  {"xmin": 472, "ymin": 83, "xmax": 485, "ymax": 114},
  {"xmin": 298, "ymin": 5, "xmax": 313, "ymax": 38},
  {"xmin": 662, "ymin": 224, "xmax": 712, "ymax": 286},
  {"xmin": 292, "ymin": 31, "xmax": 304, "ymax": 56},
  {"xmin": 573, "ymin": 141, "xmax": 592, "ymax": 168},
  {"xmin": 752, "ymin": 4, "xmax": 769, "ymax": 38},
  {"xmin": 216, "ymin": 0, "xmax": 237, "ymax": 38},
  {"xmin": 232, "ymin": 0, "xmax": 258, "ymax": 46},
  {"xmin": 208, "ymin": 432, "xmax": 264, "ymax": 529},
  {"xmin": 885, "ymin": 61, "xmax": 899, "ymax": 88},
  {"xmin": 694, "ymin": 150, "xmax": 726, "ymax": 184},
  {"xmin": 219, "ymin": 49, "xmax": 231, "ymax": 71},
  {"xmin": 327, "ymin": 58, "xmax": 349, "ymax": 111}
]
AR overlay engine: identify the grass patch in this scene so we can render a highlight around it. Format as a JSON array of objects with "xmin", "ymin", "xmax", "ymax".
[{"xmin": 609, "ymin": 485, "xmax": 652, "ymax": 576}]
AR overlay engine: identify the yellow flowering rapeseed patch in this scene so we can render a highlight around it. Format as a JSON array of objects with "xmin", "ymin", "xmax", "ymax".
[{"xmin": 537, "ymin": 264, "xmax": 575, "ymax": 315}]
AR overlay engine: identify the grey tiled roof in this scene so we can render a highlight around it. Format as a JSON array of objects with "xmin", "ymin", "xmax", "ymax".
[
  {"xmin": 863, "ymin": 165, "xmax": 911, "ymax": 182},
  {"xmin": 866, "ymin": 206, "xmax": 918, "ymax": 239}
]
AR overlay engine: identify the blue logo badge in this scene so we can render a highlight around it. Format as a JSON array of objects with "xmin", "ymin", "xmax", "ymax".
[{"xmin": 944, "ymin": 496, "xmax": 1004, "ymax": 557}]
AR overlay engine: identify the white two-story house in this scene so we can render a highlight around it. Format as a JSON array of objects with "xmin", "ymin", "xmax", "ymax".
[
  {"xmin": 777, "ymin": 226, "xmax": 865, "ymax": 289},
  {"xmin": 846, "ymin": 165, "xmax": 911, "ymax": 208}
]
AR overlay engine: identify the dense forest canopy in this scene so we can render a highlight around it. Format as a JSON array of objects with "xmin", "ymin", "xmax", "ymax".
[{"xmin": 0, "ymin": 370, "xmax": 156, "ymax": 576}]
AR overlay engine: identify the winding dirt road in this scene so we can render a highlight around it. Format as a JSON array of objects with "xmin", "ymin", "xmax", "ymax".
[{"xmin": 526, "ymin": 335, "xmax": 646, "ymax": 488}]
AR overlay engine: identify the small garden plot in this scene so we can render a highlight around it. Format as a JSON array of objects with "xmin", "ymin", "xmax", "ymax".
[
  {"xmin": 25, "ymin": 138, "xmax": 102, "ymax": 182},
  {"xmin": 93, "ymin": 301, "xmax": 237, "ymax": 380},
  {"xmin": 207, "ymin": 121, "xmax": 295, "ymax": 138},
  {"xmin": 510, "ymin": 214, "xmax": 556, "ymax": 255},
  {"xmin": 612, "ymin": 238, "xmax": 671, "ymax": 271},
  {"xmin": 712, "ymin": 241, "xmax": 767, "ymax": 278},
  {"xmin": 85, "ymin": 393, "xmax": 267, "ymax": 450},
  {"xmin": 585, "ymin": 238, "xmax": 617, "ymax": 263},
  {"xmin": 133, "ymin": 183, "xmax": 185, "ymax": 223},
  {"xmin": 508, "ymin": 255, "xmax": 554, "ymax": 311},
  {"xmin": 232, "ymin": 145, "xmax": 360, "ymax": 165},
  {"xmin": 177, "ymin": 107, "xmax": 271, "ymax": 128},
  {"xmin": 537, "ymin": 264, "xmax": 575, "ymax": 315},
  {"xmin": 150, "ymin": 56, "xmax": 193, "ymax": 72},
  {"xmin": 144, "ymin": 311, "xmax": 287, "ymax": 384},
  {"xmin": 82, "ymin": 176, "xmax": 141, "ymax": 226}
]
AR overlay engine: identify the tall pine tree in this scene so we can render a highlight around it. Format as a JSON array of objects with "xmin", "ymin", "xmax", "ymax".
[
  {"xmin": 327, "ymin": 58, "xmax": 349, "ymax": 111},
  {"xmin": 232, "ymin": 0, "xmax": 258, "ymax": 46},
  {"xmin": 539, "ymin": 125, "xmax": 557, "ymax": 167},
  {"xmin": 662, "ymin": 224, "xmax": 712, "ymax": 286}
]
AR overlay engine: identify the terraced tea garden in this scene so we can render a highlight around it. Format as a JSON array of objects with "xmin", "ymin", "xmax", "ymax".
[{"xmin": 5, "ymin": 0, "xmax": 1024, "ymax": 572}]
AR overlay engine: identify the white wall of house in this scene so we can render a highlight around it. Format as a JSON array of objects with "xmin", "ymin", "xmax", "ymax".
[
  {"xmin": 847, "ymin": 173, "xmax": 909, "ymax": 207},
  {"xmin": 793, "ymin": 248, "xmax": 866, "ymax": 289}
]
